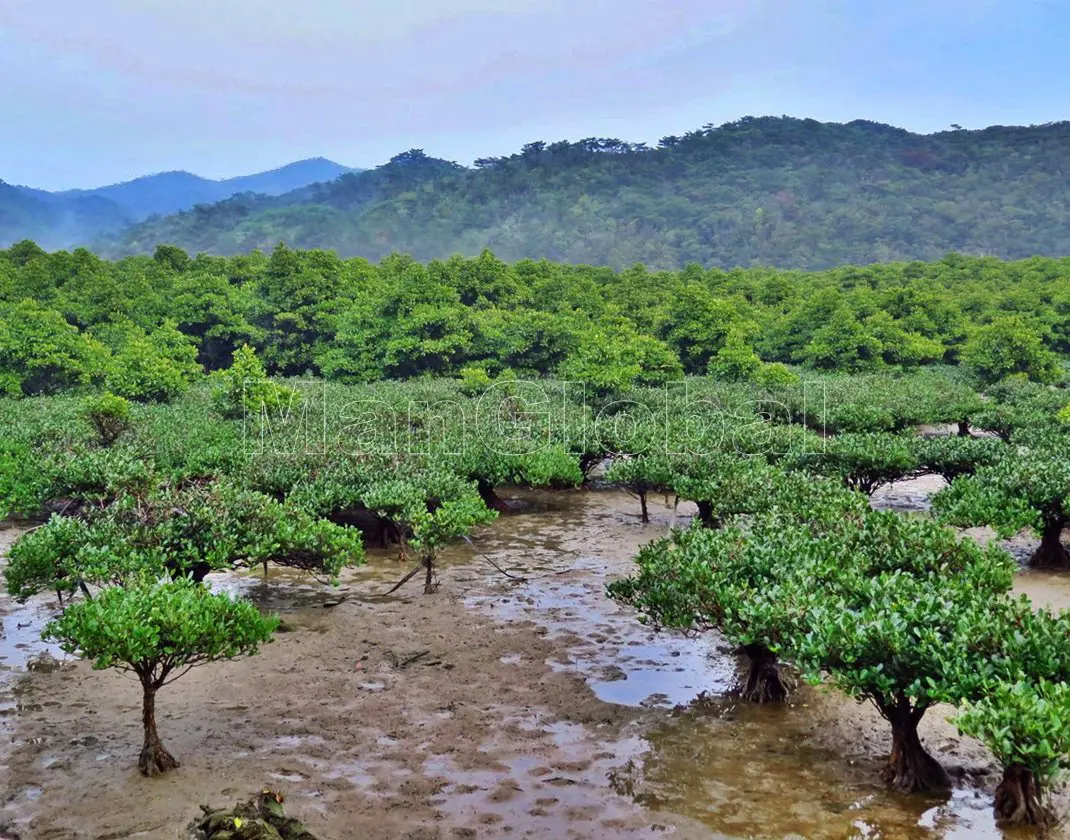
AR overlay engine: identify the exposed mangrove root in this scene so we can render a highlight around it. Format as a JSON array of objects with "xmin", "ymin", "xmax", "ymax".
[
  {"xmin": 381, "ymin": 561, "xmax": 424, "ymax": 596},
  {"xmin": 191, "ymin": 789, "xmax": 320, "ymax": 840},
  {"xmin": 957, "ymin": 419, "xmax": 971, "ymax": 438},
  {"xmin": 993, "ymin": 765, "xmax": 1052, "ymax": 827},
  {"xmin": 139, "ymin": 738, "xmax": 179, "ymax": 777},
  {"xmin": 381, "ymin": 554, "xmax": 439, "ymax": 596},
  {"xmin": 738, "ymin": 644, "xmax": 789, "ymax": 703},
  {"xmin": 1030, "ymin": 519, "xmax": 1069, "ymax": 569},
  {"xmin": 579, "ymin": 453, "xmax": 604, "ymax": 480},
  {"xmin": 881, "ymin": 704, "xmax": 950, "ymax": 793},
  {"xmin": 167, "ymin": 560, "xmax": 212, "ymax": 584},
  {"xmin": 638, "ymin": 490, "xmax": 649, "ymax": 524}
]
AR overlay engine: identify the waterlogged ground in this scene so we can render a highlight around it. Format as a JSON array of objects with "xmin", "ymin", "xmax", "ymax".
[{"xmin": 0, "ymin": 487, "xmax": 1066, "ymax": 839}]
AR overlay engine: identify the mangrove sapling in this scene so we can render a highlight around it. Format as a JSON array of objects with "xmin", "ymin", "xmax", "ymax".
[
  {"xmin": 3, "ymin": 516, "xmax": 93, "ymax": 602},
  {"xmin": 933, "ymin": 434, "xmax": 1070, "ymax": 568},
  {"xmin": 210, "ymin": 344, "xmax": 300, "ymax": 420},
  {"xmin": 44, "ymin": 578, "xmax": 277, "ymax": 776},
  {"xmin": 608, "ymin": 483, "xmax": 876, "ymax": 702},
  {"xmin": 945, "ymin": 601, "xmax": 1070, "ymax": 825},
  {"xmin": 670, "ymin": 455, "xmax": 759, "ymax": 528},
  {"xmin": 81, "ymin": 392, "xmax": 133, "ymax": 447},
  {"xmin": 954, "ymin": 680, "xmax": 1070, "ymax": 827},
  {"xmin": 0, "ymin": 437, "xmax": 52, "ymax": 519},
  {"xmin": 972, "ymin": 379, "xmax": 1069, "ymax": 443},
  {"xmin": 789, "ymin": 515, "xmax": 1018, "ymax": 793},
  {"xmin": 367, "ymin": 474, "xmax": 497, "ymax": 594},
  {"xmin": 452, "ymin": 445, "xmax": 583, "ymax": 514},
  {"xmin": 605, "ymin": 454, "xmax": 680, "ymax": 523},
  {"xmin": 673, "ymin": 458, "xmax": 870, "ymax": 530}
]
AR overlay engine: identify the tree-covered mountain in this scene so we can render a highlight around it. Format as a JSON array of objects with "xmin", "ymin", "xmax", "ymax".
[
  {"xmin": 105, "ymin": 117, "xmax": 1070, "ymax": 270},
  {"xmin": 1, "ymin": 158, "xmax": 356, "ymax": 250}
]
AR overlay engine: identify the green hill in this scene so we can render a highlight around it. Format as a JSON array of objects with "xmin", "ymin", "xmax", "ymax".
[{"xmin": 104, "ymin": 117, "xmax": 1070, "ymax": 270}]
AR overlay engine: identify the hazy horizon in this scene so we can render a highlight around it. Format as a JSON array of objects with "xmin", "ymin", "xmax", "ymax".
[{"xmin": 3, "ymin": 0, "xmax": 1068, "ymax": 191}]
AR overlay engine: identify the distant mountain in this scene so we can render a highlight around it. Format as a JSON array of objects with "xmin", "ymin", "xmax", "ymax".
[
  {"xmin": 101, "ymin": 119, "xmax": 1070, "ymax": 270},
  {"xmin": 0, "ymin": 180, "xmax": 129, "ymax": 250},
  {"xmin": 52, "ymin": 157, "xmax": 356, "ymax": 219},
  {"xmin": 1, "ymin": 158, "xmax": 357, "ymax": 249}
]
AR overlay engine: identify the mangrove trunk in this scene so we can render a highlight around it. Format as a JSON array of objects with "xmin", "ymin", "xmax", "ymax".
[
  {"xmin": 882, "ymin": 703, "xmax": 949, "ymax": 793},
  {"xmin": 423, "ymin": 554, "xmax": 437, "ymax": 595},
  {"xmin": 1030, "ymin": 518, "xmax": 1069, "ymax": 569},
  {"xmin": 695, "ymin": 501, "xmax": 720, "ymax": 529},
  {"xmin": 477, "ymin": 480, "xmax": 510, "ymax": 514},
  {"xmin": 993, "ymin": 764, "xmax": 1050, "ymax": 827},
  {"xmin": 138, "ymin": 681, "xmax": 178, "ymax": 777}
]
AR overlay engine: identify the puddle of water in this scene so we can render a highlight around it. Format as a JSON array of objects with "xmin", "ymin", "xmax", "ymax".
[
  {"xmin": 268, "ymin": 770, "xmax": 309, "ymax": 783},
  {"xmin": 621, "ymin": 696, "xmax": 1010, "ymax": 840},
  {"xmin": 1, "ymin": 601, "xmax": 64, "ymax": 672},
  {"xmin": 459, "ymin": 490, "xmax": 733, "ymax": 708},
  {"xmin": 871, "ymin": 475, "xmax": 947, "ymax": 513},
  {"xmin": 1013, "ymin": 569, "xmax": 1070, "ymax": 612}
]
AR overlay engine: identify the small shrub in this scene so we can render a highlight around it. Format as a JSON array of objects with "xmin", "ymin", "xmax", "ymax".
[{"xmin": 82, "ymin": 392, "xmax": 133, "ymax": 447}]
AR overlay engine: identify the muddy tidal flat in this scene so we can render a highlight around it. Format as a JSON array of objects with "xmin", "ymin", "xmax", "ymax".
[{"xmin": 0, "ymin": 488, "xmax": 1064, "ymax": 839}]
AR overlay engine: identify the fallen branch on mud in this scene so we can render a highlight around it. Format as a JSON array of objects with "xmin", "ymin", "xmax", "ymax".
[{"xmin": 190, "ymin": 789, "xmax": 321, "ymax": 840}]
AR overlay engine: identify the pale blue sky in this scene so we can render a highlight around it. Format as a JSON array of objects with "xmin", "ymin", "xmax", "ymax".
[{"xmin": 1, "ymin": 0, "xmax": 1066, "ymax": 190}]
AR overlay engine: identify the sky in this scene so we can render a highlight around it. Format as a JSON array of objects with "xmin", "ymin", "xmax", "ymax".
[{"xmin": 1, "ymin": 0, "xmax": 1067, "ymax": 190}]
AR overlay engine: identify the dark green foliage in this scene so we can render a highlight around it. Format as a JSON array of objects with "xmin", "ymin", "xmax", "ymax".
[
  {"xmin": 789, "ymin": 432, "xmax": 919, "ymax": 495},
  {"xmin": 962, "ymin": 316, "xmax": 1062, "ymax": 384},
  {"xmin": 0, "ymin": 299, "xmax": 109, "ymax": 395}
]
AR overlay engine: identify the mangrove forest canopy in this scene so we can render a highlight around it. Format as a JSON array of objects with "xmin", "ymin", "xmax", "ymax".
[{"xmin": 0, "ymin": 242, "xmax": 1067, "ymax": 398}]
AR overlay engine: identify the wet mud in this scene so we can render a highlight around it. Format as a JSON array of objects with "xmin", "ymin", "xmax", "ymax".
[{"xmin": 0, "ymin": 485, "xmax": 1066, "ymax": 839}]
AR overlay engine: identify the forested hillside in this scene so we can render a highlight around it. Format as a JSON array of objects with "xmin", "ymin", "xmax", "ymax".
[
  {"xmin": 1, "ymin": 241, "xmax": 1066, "ymax": 400},
  {"xmin": 107, "ymin": 117, "xmax": 1070, "ymax": 270}
]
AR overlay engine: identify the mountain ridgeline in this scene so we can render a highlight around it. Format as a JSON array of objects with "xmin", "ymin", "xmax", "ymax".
[
  {"xmin": 0, "ymin": 158, "xmax": 355, "ymax": 250},
  {"xmin": 100, "ymin": 117, "xmax": 1070, "ymax": 270}
]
